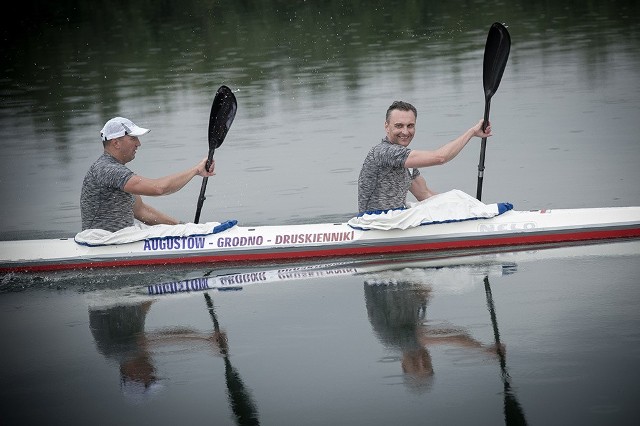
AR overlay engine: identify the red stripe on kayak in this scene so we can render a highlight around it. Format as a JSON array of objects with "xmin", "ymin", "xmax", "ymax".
[{"xmin": 3, "ymin": 226, "xmax": 640, "ymax": 273}]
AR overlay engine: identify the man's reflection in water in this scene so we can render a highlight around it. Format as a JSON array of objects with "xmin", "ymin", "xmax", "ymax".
[
  {"xmin": 88, "ymin": 300, "xmax": 227, "ymax": 404},
  {"xmin": 364, "ymin": 275, "xmax": 500, "ymax": 394}
]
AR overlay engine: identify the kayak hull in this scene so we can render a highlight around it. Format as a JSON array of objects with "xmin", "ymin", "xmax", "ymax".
[{"xmin": 2, "ymin": 207, "xmax": 639, "ymax": 273}]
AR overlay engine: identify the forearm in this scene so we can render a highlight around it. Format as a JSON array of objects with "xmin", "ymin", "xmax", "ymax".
[
  {"xmin": 153, "ymin": 166, "xmax": 200, "ymax": 196},
  {"xmin": 435, "ymin": 127, "xmax": 476, "ymax": 163},
  {"xmin": 125, "ymin": 157, "xmax": 215, "ymax": 197},
  {"xmin": 135, "ymin": 201, "xmax": 180, "ymax": 226},
  {"xmin": 405, "ymin": 126, "xmax": 478, "ymax": 168}
]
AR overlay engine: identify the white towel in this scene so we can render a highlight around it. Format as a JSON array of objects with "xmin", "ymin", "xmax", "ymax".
[
  {"xmin": 75, "ymin": 220, "xmax": 236, "ymax": 246},
  {"xmin": 348, "ymin": 189, "xmax": 512, "ymax": 230}
]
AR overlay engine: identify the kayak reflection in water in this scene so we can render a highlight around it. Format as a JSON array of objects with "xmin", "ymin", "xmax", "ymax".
[
  {"xmin": 364, "ymin": 272, "xmax": 502, "ymax": 393},
  {"xmin": 88, "ymin": 300, "xmax": 227, "ymax": 404}
]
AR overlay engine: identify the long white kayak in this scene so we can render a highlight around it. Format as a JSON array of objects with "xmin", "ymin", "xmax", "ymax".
[{"xmin": 1, "ymin": 206, "xmax": 639, "ymax": 273}]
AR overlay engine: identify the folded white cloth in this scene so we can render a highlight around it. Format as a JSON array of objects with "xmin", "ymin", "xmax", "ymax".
[
  {"xmin": 75, "ymin": 220, "xmax": 236, "ymax": 246},
  {"xmin": 348, "ymin": 189, "xmax": 512, "ymax": 230}
]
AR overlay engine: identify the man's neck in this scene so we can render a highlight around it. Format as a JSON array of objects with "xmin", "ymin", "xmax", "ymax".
[{"xmin": 103, "ymin": 148, "xmax": 125, "ymax": 164}]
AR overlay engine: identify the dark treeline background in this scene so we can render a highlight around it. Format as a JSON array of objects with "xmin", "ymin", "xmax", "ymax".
[
  {"xmin": 3, "ymin": 0, "xmax": 639, "ymax": 103},
  {"xmin": 1, "ymin": 0, "xmax": 639, "ymax": 173}
]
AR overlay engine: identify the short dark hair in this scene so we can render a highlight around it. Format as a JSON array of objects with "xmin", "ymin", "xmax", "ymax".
[{"xmin": 386, "ymin": 101, "xmax": 417, "ymax": 122}]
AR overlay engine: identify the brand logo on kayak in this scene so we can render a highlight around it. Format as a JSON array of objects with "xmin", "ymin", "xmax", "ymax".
[
  {"xmin": 274, "ymin": 230, "xmax": 355, "ymax": 245},
  {"xmin": 215, "ymin": 230, "xmax": 356, "ymax": 248},
  {"xmin": 143, "ymin": 236, "xmax": 206, "ymax": 251},
  {"xmin": 217, "ymin": 235, "xmax": 264, "ymax": 248},
  {"xmin": 478, "ymin": 222, "xmax": 537, "ymax": 232}
]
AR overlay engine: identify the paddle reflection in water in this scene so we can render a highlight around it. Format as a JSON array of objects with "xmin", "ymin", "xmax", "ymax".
[
  {"xmin": 88, "ymin": 295, "xmax": 260, "ymax": 425},
  {"xmin": 484, "ymin": 275, "xmax": 528, "ymax": 425},
  {"xmin": 204, "ymin": 292, "xmax": 260, "ymax": 426}
]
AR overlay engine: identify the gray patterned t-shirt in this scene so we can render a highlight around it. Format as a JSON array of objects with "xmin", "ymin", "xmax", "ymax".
[
  {"xmin": 357, "ymin": 138, "xmax": 420, "ymax": 213},
  {"xmin": 81, "ymin": 153, "xmax": 135, "ymax": 231}
]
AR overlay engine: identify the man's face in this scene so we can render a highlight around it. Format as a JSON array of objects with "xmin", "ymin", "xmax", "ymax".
[
  {"xmin": 118, "ymin": 135, "xmax": 141, "ymax": 163},
  {"xmin": 384, "ymin": 109, "xmax": 416, "ymax": 146}
]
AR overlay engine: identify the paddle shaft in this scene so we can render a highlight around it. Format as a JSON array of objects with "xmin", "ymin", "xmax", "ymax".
[
  {"xmin": 194, "ymin": 150, "xmax": 215, "ymax": 224},
  {"xmin": 476, "ymin": 100, "xmax": 491, "ymax": 201}
]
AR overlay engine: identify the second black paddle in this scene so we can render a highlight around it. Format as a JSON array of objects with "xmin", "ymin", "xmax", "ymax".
[
  {"xmin": 194, "ymin": 85, "xmax": 238, "ymax": 224},
  {"xmin": 476, "ymin": 22, "xmax": 511, "ymax": 201}
]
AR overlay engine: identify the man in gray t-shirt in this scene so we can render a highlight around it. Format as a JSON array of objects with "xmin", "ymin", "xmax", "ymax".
[
  {"xmin": 81, "ymin": 117, "xmax": 216, "ymax": 232},
  {"xmin": 357, "ymin": 101, "xmax": 493, "ymax": 213}
]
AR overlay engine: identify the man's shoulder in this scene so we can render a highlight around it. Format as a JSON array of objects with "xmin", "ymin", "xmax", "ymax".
[
  {"xmin": 85, "ymin": 154, "xmax": 134, "ymax": 188},
  {"xmin": 90, "ymin": 154, "xmax": 130, "ymax": 172},
  {"xmin": 93, "ymin": 153, "xmax": 119, "ymax": 165},
  {"xmin": 374, "ymin": 138, "xmax": 409, "ymax": 151},
  {"xmin": 370, "ymin": 139, "xmax": 411, "ymax": 159}
]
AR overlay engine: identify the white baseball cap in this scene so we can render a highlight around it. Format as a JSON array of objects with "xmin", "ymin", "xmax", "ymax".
[{"xmin": 100, "ymin": 117, "xmax": 150, "ymax": 142}]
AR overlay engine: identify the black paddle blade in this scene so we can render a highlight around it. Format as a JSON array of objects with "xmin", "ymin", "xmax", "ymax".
[
  {"xmin": 209, "ymin": 85, "xmax": 237, "ymax": 151},
  {"xmin": 476, "ymin": 23, "xmax": 511, "ymax": 201},
  {"xmin": 194, "ymin": 85, "xmax": 237, "ymax": 223},
  {"xmin": 483, "ymin": 23, "xmax": 511, "ymax": 100}
]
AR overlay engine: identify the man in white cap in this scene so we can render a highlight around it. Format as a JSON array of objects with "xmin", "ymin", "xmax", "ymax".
[{"xmin": 80, "ymin": 117, "xmax": 215, "ymax": 232}]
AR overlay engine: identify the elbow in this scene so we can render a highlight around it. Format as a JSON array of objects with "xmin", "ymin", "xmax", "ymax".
[
  {"xmin": 150, "ymin": 184, "xmax": 171, "ymax": 196},
  {"xmin": 433, "ymin": 155, "xmax": 447, "ymax": 165}
]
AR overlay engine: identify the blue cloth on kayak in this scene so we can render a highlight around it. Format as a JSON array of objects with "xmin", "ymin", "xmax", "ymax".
[
  {"xmin": 498, "ymin": 202, "xmax": 513, "ymax": 215},
  {"xmin": 212, "ymin": 220, "xmax": 237, "ymax": 234},
  {"xmin": 74, "ymin": 219, "xmax": 238, "ymax": 246},
  {"xmin": 348, "ymin": 190, "xmax": 513, "ymax": 231}
]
